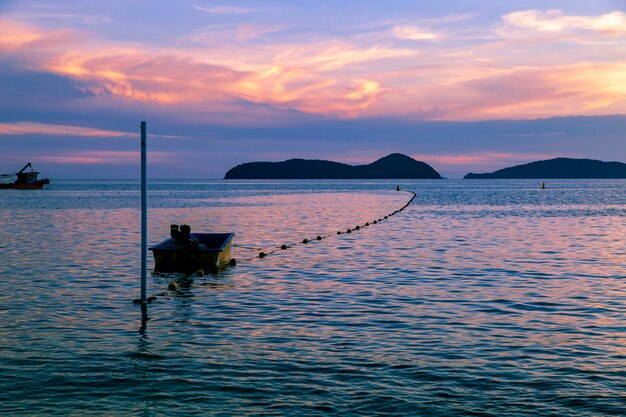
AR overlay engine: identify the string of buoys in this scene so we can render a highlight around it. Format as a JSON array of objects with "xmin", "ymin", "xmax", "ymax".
[
  {"xmin": 235, "ymin": 189, "xmax": 417, "ymax": 262},
  {"xmin": 152, "ymin": 188, "xmax": 416, "ymax": 299}
]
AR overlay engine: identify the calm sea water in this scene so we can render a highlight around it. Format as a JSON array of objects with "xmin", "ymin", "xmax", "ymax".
[{"xmin": 0, "ymin": 179, "xmax": 624, "ymax": 416}]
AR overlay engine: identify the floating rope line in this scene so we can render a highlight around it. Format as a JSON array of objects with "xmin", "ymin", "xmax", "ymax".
[
  {"xmin": 236, "ymin": 190, "xmax": 417, "ymax": 262},
  {"xmin": 149, "ymin": 189, "xmax": 417, "ymax": 300}
]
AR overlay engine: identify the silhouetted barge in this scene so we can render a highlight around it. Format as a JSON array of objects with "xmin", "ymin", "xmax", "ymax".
[
  {"xmin": 149, "ymin": 225, "xmax": 235, "ymax": 273},
  {"xmin": 0, "ymin": 163, "xmax": 50, "ymax": 189}
]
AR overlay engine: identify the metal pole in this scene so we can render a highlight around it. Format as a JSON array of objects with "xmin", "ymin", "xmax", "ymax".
[{"xmin": 140, "ymin": 121, "xmax": 147, "ymax": 304}]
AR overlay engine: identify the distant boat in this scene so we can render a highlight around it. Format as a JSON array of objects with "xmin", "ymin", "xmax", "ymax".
[{"xmin": 0, "ymin": 162, "xmax": 50, "ymax": 189}]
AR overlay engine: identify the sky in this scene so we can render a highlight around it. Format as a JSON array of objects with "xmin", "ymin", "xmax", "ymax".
[{"xmin": 1, "ymin": 0, "xmax": 625, "ymax": 179}]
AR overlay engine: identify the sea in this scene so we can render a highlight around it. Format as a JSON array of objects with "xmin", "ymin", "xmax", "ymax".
[{"xmin": 0, "ymin": 179, "xmax": 624, "ymax": 416}]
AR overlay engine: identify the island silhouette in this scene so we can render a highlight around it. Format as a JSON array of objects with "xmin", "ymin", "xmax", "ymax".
[
  {"xmin": 464, "ymin": 157, "xmax": 626, "ymax": 179},
  {"xmin": 224, "ymin": 153, "xmax": 442, "ymax": 179}
]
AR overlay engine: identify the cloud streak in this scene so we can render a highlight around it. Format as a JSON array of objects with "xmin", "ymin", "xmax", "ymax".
[
  {"xmin": 503, "ymin": 10, "xmax": 626, "ymax": 34},
  {"xmin": 194, "ymin": 5, "xmax": 256, "ymax": 15},
  {"xmin": 412, "ymin": 152, "xmax": 559, "ymax": 167},
  {"xmin": 0, "ymin": 122, "xmax": 132, "ymax": 137},
  {"xmin": 35, "ymin": 151, "xmax": 175, "ymax": 164},
  {"xmin": 392, "ymin": 25, "xmax": 438, "ymax": 41},
  {"xmin": 0, "ymin": 122, "xmax": 183, "ymax": 139}
]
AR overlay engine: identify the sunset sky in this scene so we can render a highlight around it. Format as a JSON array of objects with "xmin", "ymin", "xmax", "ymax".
[{"xmin": 1, "ymin": 0, "xmax": 625, "ymax": 178}]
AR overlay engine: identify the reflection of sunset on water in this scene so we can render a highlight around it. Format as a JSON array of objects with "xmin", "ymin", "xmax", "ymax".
[
  {"xmin": 0, "ymin": 178, "xmax": 624, "ymax": 415},
  {"xmin": 155, "ymin": 191, "xmax": 409, "ymax": 252}
]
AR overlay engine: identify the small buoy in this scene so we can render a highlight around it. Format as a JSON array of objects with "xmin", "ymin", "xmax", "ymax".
[
  {"xmin": 316, "ymin": 235, "xmax": 322, "ymax": 240},
  {"xmin": 168, "ymin": 281, "xmax": 179, "ymax": 291},
  {"xmin": 355, "ymin": 225, "xmax": 360, "ymax": 230},
  {"xmin": 229, "ymin": 258, "xmax": 237, "ymax": 266},
  {"xmin": 302, "ymin": 238, "xmax": 309, "ymax": 244},
  {"xmin": 337, "ymin": 231, "xmax": 342, "ymax": 235},
  {"xmin": 281, "ymin": 244, "xmax": 288, "ymax": 250},
  {"xmin": 373, "ymin": 220, "xmax": 377, "ymax": 224},
  {"xmin": 347, "ymin": 229, "xmax": 352, "ymax": 233},
  {"xmin": 384, "ymin": 216, "xmax": 388, "ymax": 219},
  {"xmin": 196, "ymin": 269, "xmax": 204, "ymax": 277},
  {"xmin": 365, "ymin": 222, "xmax": 369, "ymax": 226},
  {"xmin": 259, "ymin": 252, "xmax": 267, "ymax": 258}
]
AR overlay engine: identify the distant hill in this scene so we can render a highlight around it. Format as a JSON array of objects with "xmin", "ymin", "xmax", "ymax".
[
  {"xmin": 464, "ymin": 157, "xmax": 626, "ymax": 179},
  {"xmin": 224, "ymin": 153, "xmax": 442, "ymax": 179}
]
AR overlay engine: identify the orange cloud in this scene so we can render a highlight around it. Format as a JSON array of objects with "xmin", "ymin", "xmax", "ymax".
[
  {"xmin": 365, "ymin": 60, "xmax": 626, "ymax": 120},
  {"xmin": 345, "ymin": 80, "xmax": 380, "ymax": 100},
  {"xmin": 0, "ymin": 17, "xmax": 81, "ymax": 52},
  {"xmin": 51, "ymin": 53, "xmax": 248, "ymax": 104},
  {"xmin": 30, "ymin": 31, "xmax": 410, "ymax": 114},
  {"xmin": 455, "ymin": 62, "xmax": 626, "ymax": 119},
  {"xmin": 46, "ymin": 44, "xmax": 626, "ymax": 120},
  {"xmin": 0, "ymin": 19, "xmax": 42, "ymax": 49},
  {"xmin": 2, "ymin": 11, "xmax": 626, "ymax": 121}
]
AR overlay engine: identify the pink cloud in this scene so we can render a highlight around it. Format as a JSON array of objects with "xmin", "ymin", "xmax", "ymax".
[
  {"xmin": 0, "ymin": 18, "xmax": 83, "ymax": 52},
  {"xmin": 410, "ymin": 152, "xmax": 559, "ymax": 166},
  {"xmin": 0, "ymin": 19, "xmax": 42, "ymax": 49},
  {"xmin": 0, "ymin": 122, "xmax": 183, "ymax": 139},
  {"xmin": 0, "ymin": 122, "xmax": 131, "ymax": 137},
  {"xmin": 35, "ymin": 151, "xmax": 174, "ymax": 164},
  {"xmin": 392, "ymin": 25, "xmax": 438, "ymax": 41},
  {"xmin": 2, "ymin": 12, "xmax": 626, "ymax": 122}
]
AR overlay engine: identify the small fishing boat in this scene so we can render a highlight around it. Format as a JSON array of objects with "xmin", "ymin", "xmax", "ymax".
[
  {"xmin": 149, "ymin": 224, "xmax": 235, "ymax": 273},
  {"xmin": 0, "ymin": 163, "xmax": 50, "ymax": 189}
]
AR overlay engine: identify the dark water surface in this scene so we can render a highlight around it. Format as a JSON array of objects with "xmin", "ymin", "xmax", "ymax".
[{"xmin": 0, "ymin": 179, "xmax": 624, "ymax": 416}]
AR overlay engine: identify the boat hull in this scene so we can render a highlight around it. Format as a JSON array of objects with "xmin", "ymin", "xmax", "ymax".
[
  {"xmin": 149, "ymin": 233, "xmax": 235, "ymax": 273},
  {"xmin": 0, "ymin": 182, "xmax": 48, "ymax": 189},
  {"xmin": 0, "ymin": 179, "xmax": 49, "ymax": 189}
]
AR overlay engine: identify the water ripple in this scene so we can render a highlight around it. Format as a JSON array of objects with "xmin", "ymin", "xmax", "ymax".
[{"xmin": 0, "ymin": 179, "xmax": 624, "ymax": 416}]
